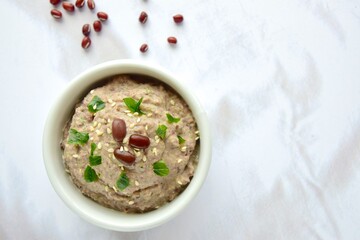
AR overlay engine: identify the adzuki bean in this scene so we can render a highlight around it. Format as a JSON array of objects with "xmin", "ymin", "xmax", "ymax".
[
  {"xmin": 97, "ymin": 12, "xmax": 108, "ymax": 21},
  {"xmin": 50, "ymin": 0, "xmax": 61, "ymax": 6},
  {"xmin": 93, "ymin": 20, "xmax": 102, "ymax": 32},
  {"xmin": 129, "ymin": 134, "xmax": 150, "ymax": 149},
  {"xmin": 173, "ymin": 14, "xmax": 184, "ymax": 23},
  {"xmin": 81, "ymin": 36, "xmax": 91, "ymax": 49},
  {"xmin": 75, "ymin": 0, "xmax": 85, "ymax": 8},
  {"xmin": 167, "ymin": 36, "xmax": 177, "ymax": 44},
  {"xmin": 82, "ymin": 24, "xmax": 91, "ymax": 36},
  {"xmin": 139, "ymin": 11, "xmax": 148, "ymax": 24},
  {"xmin": 112, "ymin": 118, "xmax": 127, "ymax": 143},
  {"xmin": 114, "ymin": 149, "xmax": 136, "ymax": 164},
  {"xmin": 140, "ymin": 43, "xmax": 148, "ymax": 53},
  {"xmin": 87, "ymin": 0, "xmax": 95, "ymax": 10},
  {"xmin": 51, "ymin": 9, "xmax": 62, "ymax": 19},
  {"xmin": 62, "ymin": 2, "xmax": 75, "ymax": 12}
]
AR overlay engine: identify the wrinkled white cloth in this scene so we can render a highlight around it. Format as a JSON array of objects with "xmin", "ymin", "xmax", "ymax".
[{"xmin": 1, "ymin": 0, "xmax": 360, "ymax": 239}]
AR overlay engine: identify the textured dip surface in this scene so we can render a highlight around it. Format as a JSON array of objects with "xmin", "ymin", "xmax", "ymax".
[{"xmin": 61, "ymin": 75, "xmax": 199, "ymax": 213}]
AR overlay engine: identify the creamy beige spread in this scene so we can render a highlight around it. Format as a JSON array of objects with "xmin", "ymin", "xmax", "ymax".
[{"xmin": 61, "ymin": 75, "xmax": 199, "ymax": 213}]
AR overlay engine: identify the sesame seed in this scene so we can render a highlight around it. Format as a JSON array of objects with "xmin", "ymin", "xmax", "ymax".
[
  {"xmin": 124, "ymin": 146, "xmax": 128, "ymax": 151},
  {"xmin": 93, "ymin": 104, "xmax": 97, "ymax": 110},
  {"xmin": 155, "ymin": 135, "xmax": 159, "ymax": 141},
  {"xmin": 134, "ymin": 112, "xmax": 139, "ymax": 116},
  {"xmin": 127, "ymin": 113, "xmax": 132, "ymax": 117},
  {"xmin": 111, "ymin": 102, "xmax": 116, "ymax": 107},
  {"xmin": 121, "ymin": 166, "xmax": 124, "ymax": 171},
  {"xmin": 128, "ymin": 201, "xmax": 134, "ymax": 205},
  {"xmin": 90, "ymin": 90, "xmax": 94, "ymax": 94},
  {"xmin": 145, "ymin": 125, "xmax": 148, "ymax": 131},
  {"xmin": 93, "ymin": 121, "xmax": 98, "ymax": 127},
  {"xmin": 147, "ymin": 113, "xmax": 153, "ymax": 117},
  {"xmin": 181, "ymin": 146, "xmax": 187, "ymax": 152},
  {"xmin": 112, "ymin": 186, "xmax": 118, "ymax": 192},
  {"xmin": 90, "ymin": 137, "xmax": 94, "ymax": 141},
  {"xmin": 135, "ymin": 151, "xmax": 140, "ymax": 157},
  {"xmin": 195, "ymin": 130, "xmax": 200, "ymax": 135},
  {"xmin": 195, "ymin": 136, "xmax": 200, "ymax": 140},
  {"xmin": 124, "ymin": 110, "xmax": 131, "ymax": 113},
  {"xmin": 137, "ymin": 118, "xmax": 141, "ymax": 123},
  {"xmin": 152, "ymin": 148, "xmax": 158, "ymax": 156},
  {"xmin": 79, "ymin": 169, "xmax": 82, "ymax": 173},
  {"xmin": 65, "ymin": 169, "xmax": 70, "ymax": 173},
  {"xmin": 177, "ymin": 180, "xmax": 182, "ymax": 185},
  {"xmin": 135, "ymin": 181, "xmax": 139, "ymax": 186},
  {"xmin": 142, "ymin": 155, "xmax": 147, "ymax": 162},
  {"xmin": 98, "ymin": 143, "xmax": 102, "ymax": 150},
  {"xmin": 72, "ymin": 154, "xmax": 79, "ymax": 158},
  {"xmin": 129, "ymin": 123, "xmax": 135, "ymax": 129},
  {"xmin": 105, "ymin": 186, "xmax": 109, "ymax": 192},
  {"xmin": 112, "ymin": 155, "xmax": 116, "ymax": 160},
  {"xmin": 178, "ymin": 159, "xmax": 183, "ymax": 163},
  {"xmin": 97, "ymin": 123, "xmax": 102, "ymax": 128},
  {"xmin": 107, "ymin": 148, "xmax": 114, "ymax": 153},
  {"xmin": 156, "ymin": 138, "xmax": 160, "ymax": 144},
  {"xmin": 107, "ymin": 128, "xmax": 111, "ymax": 134},
  {"xmin": 89, "ymin": 126, "xmax": 95, "ymax": 132},
  {"xmin": 96, "ymin": 130, "xmax": 104, "ymax": 136},
  {"xmin": 108, "ymin": 154, "xmax": 112, "ymax": 158},
  {"xmin": 170, "ymin": 100, "xmax": 175, "ymax": 105},
  {"xmin": 107, "ymin": 118, "xmax": 111, "ymax": 123},
  {"xmin": 120, "ymin": 146, "xmax": 124, "ymax": 151},
  {"xmin": 108, "ymin": 99, "xmax": 113, "ymax": 103}
]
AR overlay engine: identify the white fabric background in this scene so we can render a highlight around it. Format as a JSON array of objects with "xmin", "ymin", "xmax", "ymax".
[{"xmin": 1, "ymin": 0, "xmax": 360, "ymax": 239}]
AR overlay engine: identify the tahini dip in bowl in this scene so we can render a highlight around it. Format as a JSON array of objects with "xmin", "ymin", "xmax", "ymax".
[{"xmin": 42, "ymin": 60, "xmax": 211, "ymax": 231}]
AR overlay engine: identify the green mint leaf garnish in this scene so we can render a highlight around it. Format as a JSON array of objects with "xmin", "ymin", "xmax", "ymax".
[
  {"xmin": 153, "ymin": 160, "xmax": 170, "ymax": 177},
  {"xmin": 90, "ymin": 143, "xmax": 97, "ymax": 156},
  {"xmin": 89, "ymin": 155, "xmax": 102, "ymax": 166},
  {"xmin": 156, "ymin": 124, "xmax": 167, "ymax": 140},
  {"xmin": 89, "ymin": 142, "xmax": 102, "ymax": 166},
  {"xmin": 84, "ymin": 165, "xmax": 98, "ymax": 182},
  {"xmin": 68, "ymin": 129, "xmax": 89, "ymax": 145},
  {"xmin": 116, "ymin": 171, "xmax": 129, "ymax": 191},
  {"xmin": 123, "ymin": 97, "xmax": 144, "ymax": 114},
  {"xmin": 166, "ymin": 113, "xmax": 180, "ymax": 123},
  {"xmin": 177, "ymin": 135, "xmax": 186, "ymax": 145},
  {"xmin": 88, "ymin": 95, "xmax": 105, "ymax": 113}
]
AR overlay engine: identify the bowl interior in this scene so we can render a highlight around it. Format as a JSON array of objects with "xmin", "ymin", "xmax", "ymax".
[{"xmin": 43, "ymin": 60, "xmax": 211, "ymax": 231}]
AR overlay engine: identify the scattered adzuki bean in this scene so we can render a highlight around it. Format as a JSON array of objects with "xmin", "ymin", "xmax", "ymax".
[
  {"xmin": 50, "ymin": 0, "xmax": 61, "ymax": 6},
  {"xmin": 93, "ymin": 20, "xmax": 102, "ymax": 32},
  {"xmin": 75, "ymin": 0, "xmax": 85, "ymax": 8},
  {"xmin": 129, "ymin": 134, "xmax": 150, "ymax": 149},
  {"xmin": 112, "ymin": 118, "xmax": 127, "ymax": 143},
  {"xmin": 51, "ymin": 9, "xmax": 62, "ymax": 19},
  {"xmin": 140, "ymin": 43, "xmax": 148, "ymax": 53},
  {"xmin": 173, "ymin": 14, "xmax": 184, "ymax": 23},
  {"xmin": 62, "ymin": 2, "xmax": 75, "ymax": 12},
  {"xmin": 82, "ymin": 24, "xmax": 91, "ymax": 36},
  {"xmin": 167, "ymin": 36, "xmax": 177, "ymax": 44},
  {"xmin": 87, "ymin": 0, "xmax": 95, "ymax": 10},
  {"xmin": 81, "ymin": 36, "xmax": 91, "ymax": 49},
  {"xmin": 97, "ymin": 12, "xmax": 108, "ymax": 21},
  {"xmin": 139, "ymin": 11, "xmax": 148, "ymax": 24},
  {"xmin": 114, "ymin": 149, "xmax": 136, "ymax": 165}
]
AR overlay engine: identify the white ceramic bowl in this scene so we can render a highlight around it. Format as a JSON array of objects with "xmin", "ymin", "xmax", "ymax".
[{"xmin": 42, "ymin": 59, "xmax": 211, "ymax": 231}]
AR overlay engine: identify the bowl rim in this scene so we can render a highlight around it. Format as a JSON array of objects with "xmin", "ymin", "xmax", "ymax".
[{"xmin": 42, "ymin": 59, "xmax": 212, "ymax": 231}]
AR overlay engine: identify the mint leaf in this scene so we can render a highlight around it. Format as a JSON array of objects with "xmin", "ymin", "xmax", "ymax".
[
  {"xmin": 166, "ymin": 113, "xmax": 180, "ymax": 123},
  {"xmin": 90, "ymin": 143, "xmax": 97, "ymax": 156},
  {"xmin": 177, "ymin": 135, "xmax": 186, "ymax": 145},
  {"xmin": 84, "ymin": 165, "xmax": 98, "ymax": 182},
  {"xmin": 123, "ymin": 97, "xmax": 144, "ymax": 114},
  {"xmin": 68, "ymin": 129, "xmax": 89, "ymax": 145},
  {"xmin": 153, "ymin": 160, "xmax": 170, "ymax": 177},
  {"xmin": 89, "ymin": 155, "xmax": 102, "ymax": 166},
  {"xmin": 88, "ymin": 96, "xmax": 105, "ymax": 113},
  {"xmin": 116, "ymin": 171, "xmax": 129, "ymax": 191},
  {"xmin": 156, "ymin": 124, "xmax": 167, "ymax": 140}
]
